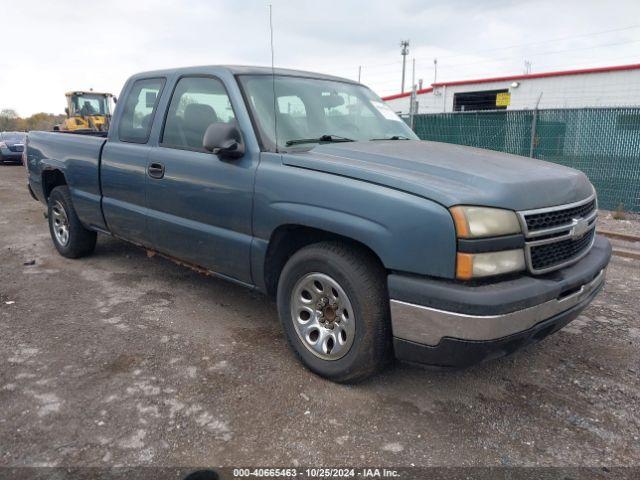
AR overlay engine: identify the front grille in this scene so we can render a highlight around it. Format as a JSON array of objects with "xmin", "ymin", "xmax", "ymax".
[
  {"xmin": 525, "ymin": 199, "xmax": 596, "ymax": 232},
  {"xmin": 8, "ymin": 144, "xmax": 24, "ymax": 152},
  {"xmin": 530, "ymin": 229, "xmax": 595, "ymax": 271},
  {"xmin": 519, "ymin": 194, "xmax": 598, "ymax": 274}
]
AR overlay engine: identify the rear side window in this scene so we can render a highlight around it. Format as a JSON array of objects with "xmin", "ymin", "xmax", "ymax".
[
  {"xmin": 118, "ymin": 78, "xmax": 165, "ymax": 143},
  {"xmin": 162, "ymin": 76, "xmax": 236, "ymax": 150}
]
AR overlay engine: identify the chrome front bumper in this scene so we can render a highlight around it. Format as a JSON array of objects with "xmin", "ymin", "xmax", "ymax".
[{"xmin": 390, "ymin": 268, "xmax": 605, "ymax": 347}]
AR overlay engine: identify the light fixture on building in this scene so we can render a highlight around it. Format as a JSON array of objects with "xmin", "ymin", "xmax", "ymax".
[{"xmin": 511, "ymin": 82, "xmax": 520, "ymax": 88}]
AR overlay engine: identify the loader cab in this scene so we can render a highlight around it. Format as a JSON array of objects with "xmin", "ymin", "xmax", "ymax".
[{"xmin": 61, "ymin": 90, "xmax": 114, "ymax": 132}]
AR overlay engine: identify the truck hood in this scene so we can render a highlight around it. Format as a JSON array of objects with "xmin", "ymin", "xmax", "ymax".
[
  {"xmin": 283, "ymin": 140, "xmax": 593, "ymax": 210},
  {"xmin": 2, "ymin": 140, "xmax": 25, "ymax": 147}
]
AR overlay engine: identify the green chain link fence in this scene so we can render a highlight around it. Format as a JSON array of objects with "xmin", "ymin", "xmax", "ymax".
[{"xmin": 411, "ymin": 108, "xmax": 640, "ymax": 212}]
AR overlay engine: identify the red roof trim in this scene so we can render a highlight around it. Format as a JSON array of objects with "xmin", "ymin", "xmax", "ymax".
[
  {"xmin": 382, "ymin": 87, "xmax": 433, "ymax": 101},
  {"xmin": 381, "ymin": 63, "xmax": 640, "ymax": 100},
  {"xmin": 432, "ymin": 63, "xmax": 640, "ymax": 87}
]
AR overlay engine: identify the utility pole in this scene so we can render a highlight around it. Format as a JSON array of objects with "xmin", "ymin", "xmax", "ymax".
[
  {"xmin": 433, "ymin": 58, "xmax": 438, "ymax": 84},
  {"xmin": 529, "ymin": 92, "xmax": 543, "ymax": 158},
  {"xmin": 524, "ymin": 60, "xmax": 531, "ymax": 75},
  {"xmin": 410, "ymin": 57, "xmax": 417, "ymax": 129},
  {"xmin": 358, "ymin": 65, "xmax": 362, "ymax": 83},
  {"xmin": 411, "ymin": 58, "xmax": 416, "ymax": 93},
  {"xmin": 400, "ymin": 40, "xmax": 410, "ymax": 93}
]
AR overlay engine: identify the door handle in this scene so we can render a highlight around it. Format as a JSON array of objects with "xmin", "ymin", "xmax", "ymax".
[{"xmin": 147, "ymin": 162, "xmax": 165, "ymax": 179}]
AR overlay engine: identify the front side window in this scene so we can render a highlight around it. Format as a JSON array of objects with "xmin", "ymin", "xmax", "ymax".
[
  {"xmin": 162, "ymin": 76, "xmax": 236, "ymax": 150},
  {"xmin": 238, "ymin": 75, "xmax": 418, "ymax": 151},
  {"xmin": 118, "ymin": 78, "xmax": 165, "ymax": 143}
]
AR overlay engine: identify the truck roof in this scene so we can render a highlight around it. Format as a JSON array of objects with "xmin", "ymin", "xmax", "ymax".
[{"xmin": 127, "ymin": 65, "xmax": 359, "ymax": 84}]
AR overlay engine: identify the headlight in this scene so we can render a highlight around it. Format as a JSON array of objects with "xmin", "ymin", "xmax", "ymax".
[
  {"xmin": 450, "ymin": 206, "xmax": 525, "ymax": 280},
  {"xmin": 456, "ymin": 250, "xmax": 525, "ymax": 280},
  {"xmin": 0, "ymin": 142, "xmax": 6, "ymax": 149},
  {"xmin": 450, "ymin": 206, "xmax": 521, "ymax": 238}
]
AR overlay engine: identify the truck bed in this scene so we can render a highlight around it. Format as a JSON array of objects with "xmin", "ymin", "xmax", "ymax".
[{"xmin": 27, "ymin": 131, "xmax": 108, "ymax": 231}]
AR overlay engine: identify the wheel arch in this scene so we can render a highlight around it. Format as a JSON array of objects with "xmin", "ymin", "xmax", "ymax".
[
  {"xmin": 262, "ymin": 224, "xmax": 386, "ymax": 298},
  {"xmin": 41, "ymin": 168, "xmax": 68, "ymax": 199}
]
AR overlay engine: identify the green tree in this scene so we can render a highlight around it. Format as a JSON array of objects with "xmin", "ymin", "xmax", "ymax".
[
  {"xmin": 24, "ymin": 113, "xmax": 65, "ymax": 131},
  {"xmin": 0, "ymin": 109, "xmax": 20, "ymax": 131},
  {"xmin": 0, "ymin": 111, "xmax": 65, "ymax": 132}
]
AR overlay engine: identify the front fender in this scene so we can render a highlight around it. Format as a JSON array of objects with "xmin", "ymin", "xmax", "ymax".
[
  {"xmin": 268, "ymin": 201, "xmax": 392, "ymax": 248},
  {"xmin": 253, "ymin": 154, "xmax": 457, "ymax": 280}
]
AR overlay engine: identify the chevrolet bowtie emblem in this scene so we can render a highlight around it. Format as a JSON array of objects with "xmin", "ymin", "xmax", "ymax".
[{"xmin": 571, "ymin": 217, "xmax": 590, "ymax": 240}]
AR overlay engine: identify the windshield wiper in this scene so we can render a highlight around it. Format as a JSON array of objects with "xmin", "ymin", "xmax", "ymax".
[
  {"xmin": 285, "ymin": 134, "xmax": 355, "ymax": 146},
  {"xmin": 370, "ymin": 135, "xmax": 411, "ymax": 141}
]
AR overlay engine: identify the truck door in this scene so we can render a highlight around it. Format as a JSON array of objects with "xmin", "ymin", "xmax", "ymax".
[
  {"xmin": 145, "ymin": 75, "xmax": 258, "ymax": 284},
  {"xmin": 101, "ymin": 77, "xmax": 165, "ymax": 244}
]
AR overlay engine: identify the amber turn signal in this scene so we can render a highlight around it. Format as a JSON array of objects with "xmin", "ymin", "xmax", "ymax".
[
  {"xmin": 450, "ymin": 206, "xmax": 471, "ymax": 238},
  {"xmin": 456, "ymin": 253, "xmax": 474, "ymax": 280}
]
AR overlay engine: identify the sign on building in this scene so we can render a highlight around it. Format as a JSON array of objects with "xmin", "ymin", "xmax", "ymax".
[{"xmin": 496, "ymin": 92, "xmax": 511, "ymax": 107}]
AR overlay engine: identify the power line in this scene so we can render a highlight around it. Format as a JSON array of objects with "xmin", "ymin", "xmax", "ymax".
[
  {"xmin": 360, "ymin": 46, "xmax": 640, "ymax": 91},
  {"xmin": 413, "ymin": 23, "xmax": 640, "ymax": 63},
  {"xmin": 437, "ymin": 38, "xmax": 640, "ymax": 70},
  {"xmin": 320, "ymin": 23, "xmax": 640, "ymax": 71},
  {"xmin": 349, "ymin": 36, "xmax": 640, "ymax": 80}
]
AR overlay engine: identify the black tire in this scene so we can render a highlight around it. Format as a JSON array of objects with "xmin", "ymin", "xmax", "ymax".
[
  {"xmin": 277, "ymin": 241, "xmax": 392, "ymax": 383},
  {"xmin": 48, "ymin": 186, "xmax": 97, "ymax": 258}
]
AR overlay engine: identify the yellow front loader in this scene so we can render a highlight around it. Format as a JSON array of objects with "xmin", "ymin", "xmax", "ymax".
[{"xmin": 58, "ymin": 90, "xmax": 114, "ymax": 133}]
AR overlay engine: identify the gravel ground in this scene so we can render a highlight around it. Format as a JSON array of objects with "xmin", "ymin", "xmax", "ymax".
[
  {"xmin": 1, "ymin": 165, "xmax": 639, "ymax": 469},
  {"xmin": 598, "ymin": 210, "xmax": 640, "ymax": 238}
]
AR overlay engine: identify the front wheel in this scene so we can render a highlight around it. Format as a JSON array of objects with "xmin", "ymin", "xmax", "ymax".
[
  {"xmin": 277, "ymin": 241, "xmax": 392, "ymax": 383},
  {"xmin": 48, "ymin": 186, "xmax": 97, "ymax": 258}
]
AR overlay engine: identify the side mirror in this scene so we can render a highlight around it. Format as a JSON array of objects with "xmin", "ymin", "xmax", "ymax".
[
  {"xmin": 64, "ymin": 107, "xmax": 69, "ymax": 117},
  {"xmin": 203, "ymin": 123, "xmax": 244, "ymax": 159}
]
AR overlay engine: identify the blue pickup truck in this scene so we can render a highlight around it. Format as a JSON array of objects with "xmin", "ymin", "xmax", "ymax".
[{"xmin": 26, "ymin": 66, "xmax": 611, "ymax": 382}]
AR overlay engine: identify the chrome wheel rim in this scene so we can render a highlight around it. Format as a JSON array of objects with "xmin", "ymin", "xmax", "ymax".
[
  {"xmin": 290, "ymin": 272, "xmax": 355, "ymax": 361},
  {"xmin": 51, "ymin": 200, "xmax": 70, "ymax": 246}
]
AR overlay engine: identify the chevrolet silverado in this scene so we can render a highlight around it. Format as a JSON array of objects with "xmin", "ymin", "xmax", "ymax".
[{"xmin": 25, "ymin": 66, "xmax": 611, "ymax": 382}]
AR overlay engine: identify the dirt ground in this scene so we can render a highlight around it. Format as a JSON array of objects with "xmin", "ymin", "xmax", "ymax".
[
  {"xmin": 1, "ymin": 165, "xmax": 639, "ymax": 469},
  {"xmin": 598, "ymin": 210, "xmax": 640, "ymax": 237}
]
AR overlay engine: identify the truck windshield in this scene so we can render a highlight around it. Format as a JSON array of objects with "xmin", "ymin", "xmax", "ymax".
[
  {"xmin": 238, "ymin": 75, "xmax": 418, "ymax": 151},
  {"xmin": 71, "ymin": 94, "xmax": 109, "ymax": 116}
]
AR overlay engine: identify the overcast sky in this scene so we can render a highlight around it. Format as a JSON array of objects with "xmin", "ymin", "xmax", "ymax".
[{"xmin": 2, "ymin": 0, "xmax": 640, "ymax": 116}]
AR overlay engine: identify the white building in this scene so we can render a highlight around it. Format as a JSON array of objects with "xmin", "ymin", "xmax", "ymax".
[{"xmin": 382, "ymin": 63, "xmax": 640, "ymax": 114}]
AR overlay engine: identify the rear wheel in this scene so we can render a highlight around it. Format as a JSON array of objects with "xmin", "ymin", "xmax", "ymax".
[
  {"xmin": 277, "ymin": 241, "xmax": 391, "ymax": 383},
  {"xmin": 48, "ymin": 186, "xmax": 97, "ymax": 258}
]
